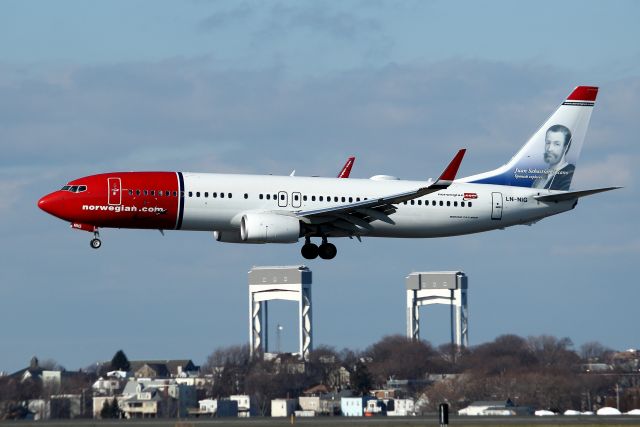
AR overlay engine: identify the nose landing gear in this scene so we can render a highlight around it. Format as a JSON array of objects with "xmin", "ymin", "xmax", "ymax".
[{"xmin": 300, "ymin": 237, "xmax": 337, "ymax": 260}]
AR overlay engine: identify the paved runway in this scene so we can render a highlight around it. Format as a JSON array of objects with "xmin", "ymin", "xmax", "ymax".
[{"xmin": 8, "ymin": 416, "xmax": 640, "ymax": 426}]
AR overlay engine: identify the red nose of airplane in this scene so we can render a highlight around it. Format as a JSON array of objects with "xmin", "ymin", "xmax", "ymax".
[{"xmin": 38, "ymin": 192, "xmax": 67, "ymax": 219}]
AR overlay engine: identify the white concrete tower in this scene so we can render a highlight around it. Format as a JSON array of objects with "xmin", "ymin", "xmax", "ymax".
[
  {"xmin": 248, "ymin": 266, "xmax": 313, "ymax": 359},
  {"xmin": 406, "ymin": 271, "xmax": 468, "ymax": 347}
]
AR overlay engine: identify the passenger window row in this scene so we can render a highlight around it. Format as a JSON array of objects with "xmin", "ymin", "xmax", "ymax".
[
  {"xmin": 128, "ymin": 189, "xmax": 178, "ymax": 197},
  {"xmin": 188, "ymin": 191, "xmax": 236, "ymax": 199},
  {"xmin": 126, "ymin": 188, "xmax": 473, "ymax": 209},
  {"xmin": 259, "ymin": 194, "xmax": 367, "ymax": 203},
  {"xmin": 403, "ymin": 199, "xmax": 473, "ymax": 207}
]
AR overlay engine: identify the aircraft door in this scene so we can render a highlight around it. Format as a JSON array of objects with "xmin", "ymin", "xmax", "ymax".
[
  {"xmin": 277, "ymin": 191, "xmax": 288, "ymax": 207},
  {"xmin": 491, "ymin": 192, "xmax": 503, "ymax": 220},
  {"xmin": 108, "ymin": 177, "xmax": 122, "ymax": 205},
  {"xmin": 292, "ymin": 192, "xmax": 302, "ymax": 208}
]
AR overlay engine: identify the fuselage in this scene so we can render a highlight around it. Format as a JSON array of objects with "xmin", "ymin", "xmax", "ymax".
[
  {"xmin": 38, "ymin": 171, "xmax": 574, "ymax": 238},
  {"xmin": 36, "ymin": 86, "xmax": 609, "ymax": 259}
]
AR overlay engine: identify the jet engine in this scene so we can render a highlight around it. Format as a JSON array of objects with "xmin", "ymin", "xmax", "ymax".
[
  {"xmin": 240, "ymin": 213, "xmax": 301, "ymax": 243},
  {"xmin": 213, "ymin": 230, "xmax": 247, "ymax": 243}
]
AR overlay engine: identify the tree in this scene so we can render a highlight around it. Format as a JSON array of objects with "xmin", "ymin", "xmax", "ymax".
[
  {"xmin": 580, "ymin": 341, "xmax": 612, "ymax": 362},
  {"xmin": 350, "ymin": 361, "xmax": 372, "ymax": 395},
  {"xmin": 365, "ymin": 335, "xmax": 437, "ymax": 386},
  {"xmin": 527, "ymin": 335, "xmax": 578, "ymax": 370},
  {"xmin": 203, "ymin": 345, "xmax": 252, "ymax": 398},
  {"xmin": 110, "ymin": 350, "xmax": 130, "ymax": 372},
  {"xmin": 100, "ymin": 399, "xmax": 111, "ymax": 419},
  {"xmin": 305, "ymin": 346, "xmax": 343, "ymax": 388},
  {"xmin": 110, "ymin": 397, "xmax": 121, "ymax": 418},
  {"xmin": 100, "ymin": 397, "xmax": 121, "ymax": 419}
]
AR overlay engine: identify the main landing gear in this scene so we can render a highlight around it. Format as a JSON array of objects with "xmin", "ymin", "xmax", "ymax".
[
  {"xmin": 301, "ymin": 237, "xmax": 337, "ymax": 260},
  {"xmin": 90, "ymin": 230, "xmax": 102, "ymax": 249}
]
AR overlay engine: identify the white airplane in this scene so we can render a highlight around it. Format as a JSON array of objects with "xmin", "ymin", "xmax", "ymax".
[{"xmin": 38, "ymin": 86, "xmax": 618, "ymax": 259}]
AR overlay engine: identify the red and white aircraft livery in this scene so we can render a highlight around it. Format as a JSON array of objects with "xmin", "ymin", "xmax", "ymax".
[{"xmin": 38, "ymin": 86, "xmax": 619, "ymax": 260}]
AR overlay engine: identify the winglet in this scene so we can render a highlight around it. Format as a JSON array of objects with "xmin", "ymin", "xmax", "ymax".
[
  {"xmin": 437, "ymin": 149, "xmax": 466, "ymax": 182},
  {"xmin": 338, "ymin": 156, "xmax": 355, "ymax": 178}
]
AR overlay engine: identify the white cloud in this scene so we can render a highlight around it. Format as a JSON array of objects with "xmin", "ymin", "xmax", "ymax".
[{"xmin": 572, "ymin": 154, "xmax": 635, "ymax": 189}]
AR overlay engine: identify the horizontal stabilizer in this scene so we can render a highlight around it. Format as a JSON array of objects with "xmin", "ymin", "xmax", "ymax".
[{"xmin": 534, "ymin": 187, "xmax": 621, "ymax": 203}]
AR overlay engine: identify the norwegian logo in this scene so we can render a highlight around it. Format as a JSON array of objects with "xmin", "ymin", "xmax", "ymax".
[{"xmin": 463, "ymin": 192, "xmax": 478, "ymax": 200}]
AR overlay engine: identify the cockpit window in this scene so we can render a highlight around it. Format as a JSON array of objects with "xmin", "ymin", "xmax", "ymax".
[{"xmin": 61, "ymin": 185, "xmax": 87, "ymax": 193}]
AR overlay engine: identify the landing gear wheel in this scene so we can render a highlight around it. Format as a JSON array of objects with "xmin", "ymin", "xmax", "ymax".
[
  {"xmin": 301, "ymin": 243, "xmax": 319, "ymax": 259},
  {"xmin": 318, "ymin": 243, "xmax": 337, "ymax": 260},
  {"xmin": 90, "ymin": 238, "xmax": 102, "ymax": 249}
]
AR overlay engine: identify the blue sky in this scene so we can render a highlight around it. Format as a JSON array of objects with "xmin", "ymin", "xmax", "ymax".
[{"xmin": 0, "ymin": 0, "xmax": 638, "ymax": 373}]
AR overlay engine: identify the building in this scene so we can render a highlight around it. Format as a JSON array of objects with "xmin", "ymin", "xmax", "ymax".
[
  {"xmin": 341, "ymin": 396, "xmax": 376, "ymax": 417},
  {"xmin": 271, "ymin": 398, "xmax": 298, "ymax": 417},
  {"xmin": 298, "ymin": 396, "xmax": 321, "ymax": 413},
  {"xmin": 386, "ymin": 398, "xmax": 415, "ymax": 416},
  {"xmin": 194, "ymin": 399, "xmax": 238, "ymax": 417},
  {"xmin": 299, "ymin": 389, "xmax": 352, "ymax": 416},
  {"xmin": 121, "ymin": 387, "xmax": 174, "ymax": 418},
  {"xmin": 230, "ymin": 394, "xmax": 258, "ymax": 417},
  {"xmin": 117, "ymin": 379, "xmax": 197, "ymax": 418},
  {"xmin": 92, "ymin": 377, "xmax": 125, "ymax": 396},
  {"xmin": 458, "ymin": 399, "xmax": 532, "ymax": 416},
  {"xmin": 129, "ymin": 360, "xmax": 199, "ymax": 379},
  {"xmin": 365, "ymin": 398, "xmax": 387, "ymax": 415}
]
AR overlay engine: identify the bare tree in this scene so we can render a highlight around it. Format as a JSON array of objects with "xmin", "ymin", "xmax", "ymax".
[
  {"xmin": 580, "ymin": 341, "xmax": 612, "ymax": 362},
  {"xmin": 365, "ymin": 335, "xmax": 437, "ymax": 386},
  {"xmin": 527, "ymin": 335, "xmax": 578, "ymax": 370},
  {"xmin": 305, "ymin": 345, "xmax": 342, "ymax": 388}
]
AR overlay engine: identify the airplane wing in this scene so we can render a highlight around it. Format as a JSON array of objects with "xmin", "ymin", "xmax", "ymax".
[
  {"xmin": 295, "ymin": 149, "xmax": 466, "ymax": 233},
  {"xmin": 534, "ymin": 186, "xmax": 621, "ymax": 202},
  {"xmin": 338, "ymin": 156, "xmax": 355, "ymax": 178}
]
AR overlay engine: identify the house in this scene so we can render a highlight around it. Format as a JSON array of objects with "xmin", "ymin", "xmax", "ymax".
[
  {"xmin": 121, "ymin": 387, "xmax": 175, "ymax": 418},
  {"xmin": 299, "ymin": 396, "xmax": 321, "ymax": 413},
  {"xmin": 341, "ymin": 396, "xmax": 376, "ymax": 417},
  {"xmin": 386, "ymin": 398, "xmax": 415, "ymax": 416},
  {"xmin": 299, "ymin": 390, "xmax": 352, "ymax": 416},
  {"xmin": 129, "ymin": 360, "xmax": 199, "ymax": 379},
  {"xmin": 119, "ymin": 379, "xmax": 197, "ymax": 418},
  {"xmin": 92, "ymin": 377, "xmax": 124, "ymax": 396},
  {"xmin": 9, "ymin": 357, "xmax": 44, "ymax": 382}
]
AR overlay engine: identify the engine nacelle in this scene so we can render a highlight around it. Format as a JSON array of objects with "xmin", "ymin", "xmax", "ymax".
[
  {"xmin": 240, "ymin": 213, "xmax": 301, "ymax": 243},
  {"xmin": 213, "ymin": 230, "xmax": 247, "ymax": 243}
]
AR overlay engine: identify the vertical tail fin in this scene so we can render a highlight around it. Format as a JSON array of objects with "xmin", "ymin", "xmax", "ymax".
[{"xmin": 463, "ymin": 86, "xmax": 598, "ymax": 191}]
